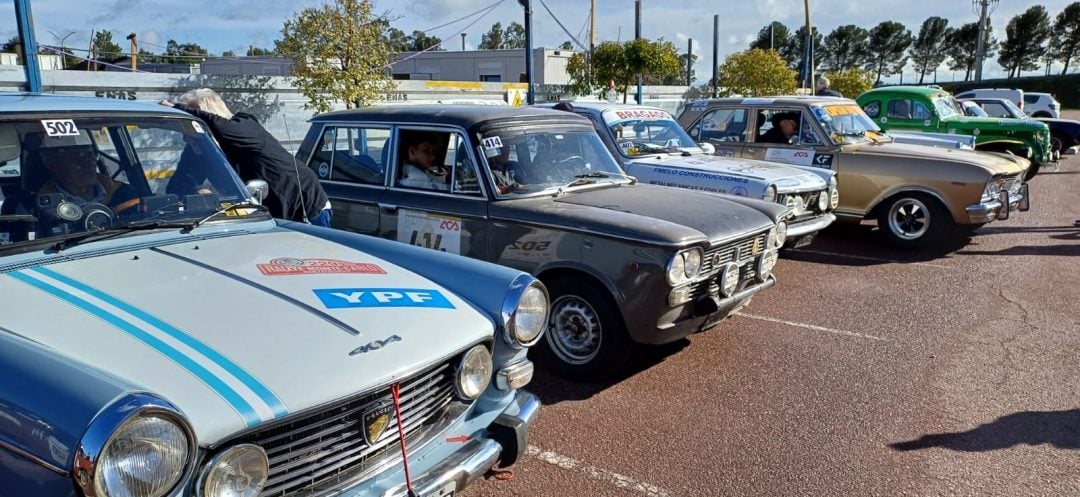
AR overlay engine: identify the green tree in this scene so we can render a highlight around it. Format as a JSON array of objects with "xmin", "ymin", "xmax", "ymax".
[
  {"xmin": 825, "ymin": 68, "xmax": 873, "ymax": 98},
  {"xmin": 222, "ymin": 50, "xmax": 236, "ymax": 57},
  {"xmin": 406, "ymin": 30, "xmax": 441, "ymax": 51},
  {"xmin": 864, "ymin": 21, "xmax": 913, "ymax": 83},
  {"xmin": 503, "ymin": 22, "xmax": 526, "ymax": 49},
  {"xmin": 247, "ymin": 46, "xmax": 278, "ymax": 57},
  {"xmin": 559, "ymin": 40, "xmax": 574, "ymax": 50},
  {"xmin": 998, "ymin": 6, "xmax": 1051, "ymax": 78},
  {"xmin": 909, "ymin": 17, "xmax": 951, "ymax": 84},
  {"xmin": 136, "ymin": 48, "xmax": 161, "ymax": 63},
  {"xmin": 786, "ymin": 26, "xmax": 823, "ymax": 74},
  {"xmin": 668, "ymin": 52, "xmax": 697, "ymax": 86},
  {"xmin": 750, "ymin": 21, "xmax": 792, "ymax": 58},
  {"xmin": 944, "ymin": 23, "xmax": 997, "ymax": 81},
  {"xmin": 565, "ymin": 38, "xmax": 681, "ymax": 101},
  {"xmin": 479, "ymin": 22, "xmax": 504, "ymax": 50},
  {"xmin": 92, "ymin": 30, "xmax": 124, "ymax": 61},
  {"xmin": 822, "ymin": 25, "xmax": 870, "ymax": 71},
  {"xmin": 377, "ymin": 19, "xmax": 410, "ymax": 51},
  {"xmin": 1050, "ymin": 2, "xmax": 1080, "ymax": 75},
  {"xmin": 276, "ymin": 0, "xmax": 395, "ymax": 111},
  {"xmin": 717, "ymin": 48, "xmax": 796, "ymax": 97}
]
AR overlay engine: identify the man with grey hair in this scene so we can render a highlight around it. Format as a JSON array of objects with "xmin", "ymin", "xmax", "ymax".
[
  {"xmin": 160, "ymin": 89, "xmax": 332, "ymax": 226},
  {"xmin": 815, "ymin": 75, "xmax": 843, "ymax": 98}
]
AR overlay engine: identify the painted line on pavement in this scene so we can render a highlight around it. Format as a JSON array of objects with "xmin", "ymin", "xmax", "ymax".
[
  {"xmin": 735, "ymin": 312, "xmax": 889, "ymax": 342},
  {"xmin": 786, "ymin": 248, "xmax": 952, "ymax": 269},
  {"xmin": 526, "ymin": 445, "xmax": 671, "ymax": 497}
]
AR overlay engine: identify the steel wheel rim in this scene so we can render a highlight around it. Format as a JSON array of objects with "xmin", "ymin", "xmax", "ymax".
[
  {"xmin": 546, "ymin": 295, "xmax": 602, "ymax": 365},
  {"xmin": 1050, "ymin": 136, "xmax": 1062, "ymax": 153},
  {"xmin": 888, "ymin": 198, "xmax": 930, "ymax": 240}
]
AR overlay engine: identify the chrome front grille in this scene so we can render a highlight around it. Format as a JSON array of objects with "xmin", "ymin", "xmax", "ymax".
[
  {"xmin": 221, "ymin": 362, "xmax": 456, "ymax": 497},
  {"xmin": 699, "ymin": 231, "xmax": 769, "ymax": 275},
  {"xmin": 777, "ymin": 190, "xmax": 826, "ymax": 220}
]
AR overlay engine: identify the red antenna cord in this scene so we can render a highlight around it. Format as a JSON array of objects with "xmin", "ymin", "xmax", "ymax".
[{"xmin": 391, "ymin": 383, "xmax": 417, "ymax": 497}]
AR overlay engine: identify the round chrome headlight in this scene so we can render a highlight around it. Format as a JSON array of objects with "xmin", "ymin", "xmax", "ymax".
[
  {"xmin": 456, "ymin": 345, "xmax": 493, "ymax": 400},
  {"xmin": 756, "ymin": 250, "xmax": 779, "ymax": 282},
  {"xmin": 763, "ymin": 184, "xmax": 778, "ymax": 202},
  {"xmin": 667, "ymin": 252, "xmax": 687, "ymax": 285},
  {"xmin": 507, "ymin": 282, "xmax": 549, "ymax": 347},
  {"xmin": 198, "ymin": 444, "xmax": 269, "ymax": 497},
  {"xmin": 683, "ymin": 248, "xmax": 703, "ymax": 279},
  {"xmin": 774, "ymin": 221, "xmax": 788, "ymax": 248},
  {"xmin": 94, "ymin": 414, "xmax": 192, "ymax": 497},
  {"xmin": 720, "ymin": 262, "xmax": 741, "ymax": 297},
  {"xmin": 817, "ymin": 190, "xmax": 830, "ymax": 211},
  {"xmin": 829, "ymin": 186, "xmax": 840, "ymax": 210}
]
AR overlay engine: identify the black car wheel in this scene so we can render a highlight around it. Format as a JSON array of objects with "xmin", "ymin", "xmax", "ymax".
[
  {"xmin": 877, "ymin": 193, "xmax": 955, "ymax": 250},
  {"xmin": 538, "ymin": 277, "xmax": 632, "ymax": 381}
]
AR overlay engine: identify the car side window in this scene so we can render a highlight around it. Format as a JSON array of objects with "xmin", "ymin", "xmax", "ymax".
[
  {"xmin": 1023, "ymin": 94, "xmax": 1037, "ymax": 104},
  {"xmin": 696, "ymin": 108, "xmax": 748, "ymax": 143},
  {"xmin": 445, "ymin": 133, "xmax": 483, "ymax": 197},
  {"xmin": 396, "ymin": 129, "xmax": 480, "ymax": 196},
  {"xmin": 912, "ymin": 101, "xmax": 931, "ymax": 120},
  {"xmin": 887, "ymin": 99, "xmax": 914, "ymax": 119},
  {"xmin": 311, "ymin": 125, "xmax": 390, "ymax": 185},
  {"xmin": 862, "ymin": 101, "xmax": 881, "ymax": 118},
  {"xmin": 982, "ymin": 102, "xmax": 1010, "ymax": 118}
]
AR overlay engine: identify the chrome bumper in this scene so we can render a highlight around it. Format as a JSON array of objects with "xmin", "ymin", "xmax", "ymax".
[
  {"xmin": 786, "ymin": 213, "xmax": 837, "ymax": 238},
  {"xmin": 966, "ymin": 184, "xmax": 1030, "ymax": 224},
  {"xmin": 381, "ymin": 391, "xmax": 540, "ymax": 497}
]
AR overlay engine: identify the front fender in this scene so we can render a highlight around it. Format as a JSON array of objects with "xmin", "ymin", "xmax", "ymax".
[{"xmin": 866, "ymin": 186, "xmax": 957, "ymax": 223}]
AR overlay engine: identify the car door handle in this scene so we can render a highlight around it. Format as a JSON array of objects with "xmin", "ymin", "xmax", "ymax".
[{"xmin": 378, "ymin": 203, "xmax": 398, "ymax": 213}]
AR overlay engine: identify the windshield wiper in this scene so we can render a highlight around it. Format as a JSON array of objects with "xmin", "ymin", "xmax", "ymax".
[
  {"xmin": 555, "ymin": 171, "xmax": 638, "ymax": 195},
  {"xmin": 183, "ymin": 201, "xmax": 270, "ymax": 233},
  {"xmin": 49, "ymin": 219, "xmax": 190, "ymax": 253}
]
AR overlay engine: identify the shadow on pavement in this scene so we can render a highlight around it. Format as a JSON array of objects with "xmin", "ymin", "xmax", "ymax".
[
  {"xmin": 958, "ymin": 242, "xmax": 1080, "ymax": 257},
  {"xmin": 527, "ymin": 339, "xmax": 690, "ymax": 405},
  {"xmin": 973, "ymin": 225, "xmax": 1080, "ymax": 235},
  {"xmin": 889, "ymin": 409, "xmax": 1080, "ymax": 452},
  {"xmin": 784, "ymin": 223, "xmax": 965, "ymax": 267}
]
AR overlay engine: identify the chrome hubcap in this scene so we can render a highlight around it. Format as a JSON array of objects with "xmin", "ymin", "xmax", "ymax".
[
  {"xmin": 888, "ymin": 198, "xmax": 930, "ymax": 240},
  {"xmin": 547, "ymin": 295, "xmax": 602, "ymax": 365}
]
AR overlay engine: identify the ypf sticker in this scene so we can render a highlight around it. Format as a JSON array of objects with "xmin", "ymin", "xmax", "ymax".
[{"xmin": 313, "ymin": 288, "xmax": 455, "ymax": 309}]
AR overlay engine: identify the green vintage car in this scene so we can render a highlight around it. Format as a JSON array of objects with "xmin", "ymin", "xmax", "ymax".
[{"xmin": 856, "ymin": 86, "xmax": 1051, "ymax": 179}]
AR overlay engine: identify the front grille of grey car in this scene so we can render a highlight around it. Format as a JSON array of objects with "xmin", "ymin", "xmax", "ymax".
[
  {"xmin": 691, "ymin": 231, "xmax": 769, "ymax": 298},
  {"xmin": 776, "ymin": 191, "xmax": 825, "ymax": 221},
  {"xmin": 223, "ymin": 361, "xmax": 456, "ymax": 497}
]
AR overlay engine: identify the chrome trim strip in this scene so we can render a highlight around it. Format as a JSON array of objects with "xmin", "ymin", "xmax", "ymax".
[
  {"xmin": 150, "ymin": 247, "xmax": 359, "ymax": 336},
  {"xmin": 786, "ymin": 213, "xmax": 837, "ymax": 238},
  {"xmin": 0, "ymin": 438, "xmax": 69, "ymax": 476}
]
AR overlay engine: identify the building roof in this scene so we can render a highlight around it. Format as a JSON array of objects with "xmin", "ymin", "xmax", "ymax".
[
  {"xmin": 311, "ymin": 104, "xmax": 590, "ymax": 128},
  {"xmin": 0, "ymin": 92, "xmax": 191, "ymax": 116}
]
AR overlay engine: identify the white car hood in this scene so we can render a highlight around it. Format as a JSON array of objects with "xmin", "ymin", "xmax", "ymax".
[
  {"xmin": 626, "ymin": 154, "xmax": 827, "ymax": 191},
  {"xmin": 0, "ymin": 231, "xmax": 493, "ymax": 444}
]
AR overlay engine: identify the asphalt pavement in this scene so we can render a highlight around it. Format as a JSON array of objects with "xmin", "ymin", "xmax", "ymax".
[{"xmin": 466, "ymin": 134, "xmax": 1080, "ymax": 496}]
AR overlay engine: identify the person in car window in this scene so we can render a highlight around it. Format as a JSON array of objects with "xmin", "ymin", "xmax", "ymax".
[
  {"xmin": 487, "ymin": 144, "xmax": 520, "ymax": 194},
  {"xmin": 39, "ymin": 143, "xmax": 139, "ymax": 212},
  {"xmin": 399, "ymin": 132, "xmax": 449, "ymax": 191},
  {"xmin": 758, "ymin": 113, "xmax": 799, "ymax": 144},
  {"xmin": 160, "ymin": 89, "xmax": 333, "ymax": 226}
]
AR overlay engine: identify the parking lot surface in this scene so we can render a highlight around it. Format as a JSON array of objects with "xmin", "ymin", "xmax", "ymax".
[{"xmin": 467, "ymin": 136, "xmax": 1080, "ymax": 496}]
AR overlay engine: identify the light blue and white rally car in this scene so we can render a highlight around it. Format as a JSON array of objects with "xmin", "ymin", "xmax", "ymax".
[
  {"xmin": 544, "ymin": 102, "xmax": 838, "ymax": 247},
  {"xmin": 0, "ymin": 93, "xmax": 546, "ymax": 497}
]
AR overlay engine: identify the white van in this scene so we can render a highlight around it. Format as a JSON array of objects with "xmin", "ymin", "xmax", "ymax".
[
  {"xmin": 954, "ymin": 88, "xmax": 1024, "ymax": 112},
  {"xmin": 1022, "ymin": 92, "xmax": 1061, "ymax": 118}
]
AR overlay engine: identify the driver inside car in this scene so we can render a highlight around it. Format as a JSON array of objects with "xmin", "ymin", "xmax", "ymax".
[{"xmin": 38, "ymin": 142, "xmax": 139, "ymax": 213}]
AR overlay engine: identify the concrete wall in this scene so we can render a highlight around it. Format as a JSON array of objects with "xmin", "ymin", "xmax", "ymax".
[
  {"xmin": 390, "ymin": 48, "xmax": 575, "ymax": 85},
  {"xmin": 0, "ymin": 67, "xmax": 691, "ymax": 151}
]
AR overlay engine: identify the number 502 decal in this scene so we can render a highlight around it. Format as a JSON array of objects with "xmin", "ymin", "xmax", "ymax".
[{"xmin": 41, "ymin": 119, "xmax": 80, "ymax": 137}]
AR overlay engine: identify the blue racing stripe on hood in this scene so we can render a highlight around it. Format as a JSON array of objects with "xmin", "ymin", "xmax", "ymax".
[
  {"xmin": 31, "ymin": 266, "xmax": 289, "ymax": 419},
  {"xmin": 8, "ymin": 271, "xmax": 262, "ymax": 428}
]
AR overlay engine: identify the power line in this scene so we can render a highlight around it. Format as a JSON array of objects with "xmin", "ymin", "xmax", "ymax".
[
  {"xmin": 390, "ymin": 0, "xmax": 505, "ymax": 67},
  {"xmin": 538, "ymin": 0, "xmax": 587, "ymax": 51},
  {"xmin": 422, "ymin": 0, "xmax": 505, "ymax": 34}
]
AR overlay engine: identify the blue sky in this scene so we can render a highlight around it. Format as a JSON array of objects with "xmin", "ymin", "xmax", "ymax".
[{"xmin": 0, "ymin": 0, "xmax": 1073, "ymax": 83}]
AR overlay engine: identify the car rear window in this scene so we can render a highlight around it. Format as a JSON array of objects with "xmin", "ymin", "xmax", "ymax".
[{"xmin": 1023, "ymin": 95, "xmax": 1038, "ymax": 104}]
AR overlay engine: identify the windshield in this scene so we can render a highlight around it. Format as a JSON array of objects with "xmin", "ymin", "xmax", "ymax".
[
  {"xmin": 0, "ymin": 116, "xmax": 255, "ymax": 250},
  {"xmin": 932, "ymin": 96, "xmax": 961, "ymax": 119},
  {"xmin": 479, "ymin": 126, "xmax": 628, "ymax": 197},
  {"xmin": 1001, "ymin": 99, "xmax": 1027, "ymax": 118},
  {"xmin": 809, "ymin": 104, "xmax": 885, "ymax": 145},
  {"xmin": 601, "ymin": 109, "xmax": 700, "ymax": 156}
]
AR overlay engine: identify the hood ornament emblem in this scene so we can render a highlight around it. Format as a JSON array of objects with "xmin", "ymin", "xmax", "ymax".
[{"xmin": 349, "ymin": 335, "xmax": 402, "ymax": 356}]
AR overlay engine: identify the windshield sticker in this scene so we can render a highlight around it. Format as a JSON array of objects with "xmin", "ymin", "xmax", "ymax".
[
  {"xmin": 398, "ymin": 209, "xmax": 462, "ymax": 254},
  {"xmin": 764, "ymin": 148, "xmax": 816, "ymax": 166},
  {"xmin": 811, "ymin": 106, "xmax": 831, "ymax": 122},
  {"xmin": 314, "ymin": 288, "xmax": 455, "ymax": 309},
  {"xmin": 318, "ymin": 162, "xmax": 330, "ymax": 178},
  {"xmin": 41, "ymin": 119, "xmax": 80, "ymax": 137},
  {"xmin": 191, "ymin": 121, "xmax": 205, "ymax": 134},
  {"xmin": 812, "ymin": 154, "xmax": 834, "ymax": 169},
  {"xmin": 481, "ymin": 136, "xmax": 503, "ymax": 150},
  {"xmin": 612, "ymin": 109, "xmax": 671, "ymax": 120},
  {"xmin": 691, "ymin": 101, "xmax": 708, "ymax": 112},
  {"xmin": 824, "ymin": 104, "xmax": 862, "ymax": 116},
  {"xmin": 257, "ymin": 258, "xmax": 386, "ymax": 276}
]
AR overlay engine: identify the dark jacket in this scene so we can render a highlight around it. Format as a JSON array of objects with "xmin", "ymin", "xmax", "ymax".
[
  {"xmin": 816, "ymin": 88, "xmax": 843, "ymax": 98},
  {"xmin": 174, "ymin": 104, "xmax": 329, "ymax": 222}
]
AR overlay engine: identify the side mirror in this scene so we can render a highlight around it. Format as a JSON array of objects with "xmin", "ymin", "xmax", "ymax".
[
  {"xmin": 787, "ymin": 135, "xmax": 799, "ymax": 145},
  {"xmin": 246, "ymin": 179, "xmax": 269, "ymax": 204},
  {"xmin": 698, "ymin": 142, "xmax": 715, "ymax": 154}
]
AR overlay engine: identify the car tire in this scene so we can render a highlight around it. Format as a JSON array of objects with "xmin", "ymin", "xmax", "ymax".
[
  {"xmin": 877, "ymin": 193, "xmax": 955, "ymax": 250},
  {"xmin": 538, "ymin": 277, "xmax": 633, "ymax": 381}
]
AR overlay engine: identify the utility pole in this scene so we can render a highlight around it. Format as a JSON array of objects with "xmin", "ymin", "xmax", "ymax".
[
  {"xmin": 712, "ymin": 15, "xmax": 718, "ymax": 98},
  {"xmin": 803, "ymin": 0, "xmax": 814, "ymax": 92},
  {"xmin": 518, "ymin": 0, "xmax": 534, "ymax": 104},
  {"xmin": 589, "ymin": 0, "xmax": 596, "ymax": 52},
  {"xmin": 635, "ymin": 0, "xmax": 642, "ymax": 105},
  {"xmin": 461, "ymin": 33, "xmax": 466, "ymax": 51},
  {"xmin": 14, "ymin": 0, "xmax": 41, "ymax": 91},
  {"xmin": 87, "ymin": 29, "xmax": 95, "ymax": 71},
  {"xmin": 770, "ymin": 24, "xmax": 774, "ymax": 50},
  {"xmin": 972, "ymin": 0, "xmax": 999, "ymax": 82},
  {"xmin": 126, "ymin": 33, "xmax": 137, "ymax": 72},
  {"xmin": 686, "ymin": 38, "xmax": 693, "ymax": 87}
]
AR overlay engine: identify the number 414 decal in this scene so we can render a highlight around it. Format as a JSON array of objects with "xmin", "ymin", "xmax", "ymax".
[{"xmin": 41, "ymin": 119, "xmax": 81, "ymax": 137}]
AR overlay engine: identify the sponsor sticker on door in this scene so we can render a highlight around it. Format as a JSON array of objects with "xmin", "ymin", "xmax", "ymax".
[
  {"xmin": 764, "ymin": 148, "xmax": 816, "ymax": 166},
  {"xmin": 397, "ymin": 210, "xmax": 462, "ymax": 254}
]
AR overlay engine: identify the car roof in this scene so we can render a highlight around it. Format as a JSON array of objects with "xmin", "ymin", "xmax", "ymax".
[
  {"xmin": 311, "ymin": 104, "xmax": 588, "ymax": 128},
  {"xmin": 540, "ymin": 102, "xmax": 668, "ymax": 114},
  {"xmin": 689, "ymin": 95, "xmax": 858, "ymax": 107},
  {"xmin": 0, "ymin": 92, "xmax": 192, "ymax": 116}
]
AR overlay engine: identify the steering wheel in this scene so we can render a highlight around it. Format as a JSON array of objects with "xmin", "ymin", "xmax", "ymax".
[{"xmin": 551, "ymin": 155, "xmax": 586, "ymax": 180}]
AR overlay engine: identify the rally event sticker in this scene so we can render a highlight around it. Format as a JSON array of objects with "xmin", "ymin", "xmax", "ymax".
[
  {"xmin": 257, "ymin": 258, "xmax": 386, "ymax": 276},
  {"xmin": 481, "ymin": 136, "xmax": 504, "ymax": 150},
  {"xmin": 397, "ymin": 209, "xmax": 462, "ymax": 254},
  {"xmin": 191, "ymin": 121, "xmax": 206, "ymax": 134},
  {"xmin": 41, "ymin": 119, "xmax": 80, "ymax": 137}
]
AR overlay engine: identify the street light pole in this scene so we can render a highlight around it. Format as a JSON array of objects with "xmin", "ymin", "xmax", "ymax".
[
  {"xmin": 461, "ymin": 33, "xmax": 466, "ymax": 51},
  {"xmin": 635, "ymin": 0, "xmax": 642, "ymax": 105},
  {"xmin": 517, "ymin": 0, "xmax": 534, "ymax": 104},
  {"xmin": 14, "ymin": 0, "xmax": 41, "ymax": 92},
  {"xmin": 48, "ymin": 30, "xmax": 75, "ymax": 70}
]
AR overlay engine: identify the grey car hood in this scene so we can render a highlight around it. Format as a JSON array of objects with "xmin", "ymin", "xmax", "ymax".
[{"xmin": 491, "ymin": 184, "xmax": 778, "ymax": 247}]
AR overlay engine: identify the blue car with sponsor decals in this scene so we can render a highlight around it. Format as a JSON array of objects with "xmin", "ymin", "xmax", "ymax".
[{"xmin": 0, "ymin": 93, "xmax": 548, "ymax": 497}]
